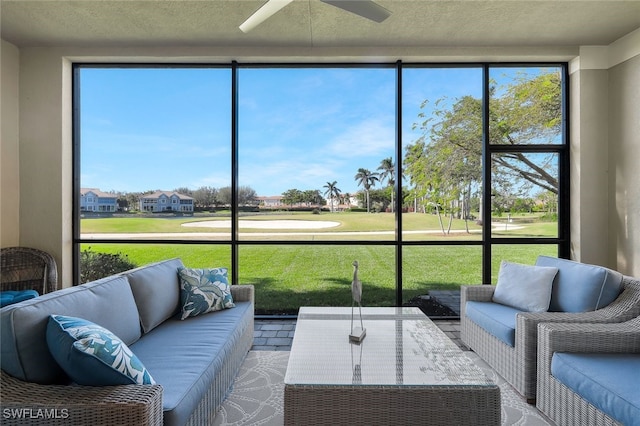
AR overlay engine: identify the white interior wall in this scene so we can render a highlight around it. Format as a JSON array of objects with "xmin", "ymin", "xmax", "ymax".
[
  {"xmin": 1, "ymin": 40, "xmax": 20, "ymax": 247},
  {"xmin": 609, "ymin": 54, "xmax": 640, "ymax": 276}
]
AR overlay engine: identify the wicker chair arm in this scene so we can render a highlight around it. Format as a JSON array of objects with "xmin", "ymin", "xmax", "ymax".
[
  {"xmin": 519, "ymin": 275, "xmax": 640, "ymax": 335},
  {"xmin": 0, "ymin": 370, "xmax": 163, "ymax": 425},
  {"xmin": 460, "ymin": 285, "xmax": 495, "ymax": 303},
  {"xmin": 231, "ymin": 284, "xmax": 254, "ymax": 303},
  {"xmin": 538, "ymin": 319, "xmax": 640, "ymax": 355}
]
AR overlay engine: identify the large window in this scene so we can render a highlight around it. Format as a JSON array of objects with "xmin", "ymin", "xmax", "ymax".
[{"xmin": 74, "ymin": 62, "xmax": 569, "ymax": 315}]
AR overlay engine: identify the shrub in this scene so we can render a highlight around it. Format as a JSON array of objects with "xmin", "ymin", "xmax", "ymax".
[
  {"xmin": 80, "ymin": 248, "xmax": 137, "ymax": 283},
  {"xmin": 312, "ymin": 208, "xmax": 320, "ymax": 215},
  {"xmin": 539, "ymin": 212, "xmax": 558, "ymax": 222}
]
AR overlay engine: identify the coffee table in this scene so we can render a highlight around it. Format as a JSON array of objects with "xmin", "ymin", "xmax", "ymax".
[{"xmin": 284, "ymin": 307, "xmax": 500, "ymax": 425}]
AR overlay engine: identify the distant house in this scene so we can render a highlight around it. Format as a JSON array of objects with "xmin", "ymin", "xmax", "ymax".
[
  {"xmin": 80, "ymin": 188, "xmax": 118, "ymax": 212},
  {"xmin": 139, "ymin": 191, "xmax": 194, "ymax": 212},
  {"xmin": 257, "ymin": 195, "xmax": 284, "ymax": 208}
]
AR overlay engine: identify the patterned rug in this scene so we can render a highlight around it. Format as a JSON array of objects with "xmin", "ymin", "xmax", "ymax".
[{"xmin": 212, "ymin": 351, "xmax": 553, "ymax": 426}]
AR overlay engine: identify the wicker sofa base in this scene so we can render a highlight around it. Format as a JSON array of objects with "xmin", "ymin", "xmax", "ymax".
[
  {"xmin": 461, "ymin": 313, "xmax": 530, "ymax": 398},
  {"xmin": 0, "ymin": 370, "xmax": 164, "ymax": 426},
  {"xmin": 185, "ymin": 314, "xmax": 254, "ymax": 426}
]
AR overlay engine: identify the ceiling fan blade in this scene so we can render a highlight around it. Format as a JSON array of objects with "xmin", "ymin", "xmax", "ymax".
[
  {"xmin": 239, "ymin": 0, "xmax": 295, "ymax": 33},
  {"xmin": 320, "ymin": 0, "xmax": 391, "ymax": 23}
]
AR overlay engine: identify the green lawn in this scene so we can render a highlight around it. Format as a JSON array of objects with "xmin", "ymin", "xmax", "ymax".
[{"xmin": 80, "ymin": 212, "xmax": 558, "ymax": 314}]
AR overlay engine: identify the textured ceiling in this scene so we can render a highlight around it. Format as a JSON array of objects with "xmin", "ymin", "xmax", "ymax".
[{"xmin": 1, "ymin": 1, "xmax": 639, "ymax": 49}]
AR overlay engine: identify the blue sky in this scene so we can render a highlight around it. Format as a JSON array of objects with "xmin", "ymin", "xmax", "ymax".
[{"xmin": 80, "ymin": 66, "xmax": 483, "ymax": 196}]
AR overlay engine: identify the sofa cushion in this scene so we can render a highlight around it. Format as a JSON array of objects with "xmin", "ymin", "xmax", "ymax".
[
  {"xmin": 46, "ymin": 315, "xmax": 155, "ymax": 386},
  {"xmin": 126, "ymin": 258, "xmax": 184, "ymax": 333},
  {"xmin": 536, "ymin": 256, "xmax": 623, "ymax": 312},
  {"xmin": 1, "ymin": 275, "xmax": 141, "ymax": 384},
  {"xmin": 177, "ymin": 267, "xmax": 235, "ymax": 319},
  {"xmin": 552, "ymin": 352, "xmax": 640, "ymax": 426},
  {"xmin": 130, "ymin": 300, "xmax": 253, "ymax": 426},
  {"xmin": 492, "ymin": 260, "xmax": 558, "ymax": 312},
  {"xmin": 1, "ymin": 290, "xmax": 39, "ymax": 307},
  {"xmin": 465, "ymin": 301, "xmax": 520, "ymax": 346}
]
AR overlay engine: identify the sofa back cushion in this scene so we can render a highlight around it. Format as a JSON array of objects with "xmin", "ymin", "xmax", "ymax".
[
  {"xmin": 535, "ymin": 256, "xmax": 623, "ymax": 312},
  {"xmin": 126, "ymin": 258, "xmax": 184, "ymax": 333},
  {"xmin": 0, "ymin": 275, "xmax": 141, "ymax": 384}
]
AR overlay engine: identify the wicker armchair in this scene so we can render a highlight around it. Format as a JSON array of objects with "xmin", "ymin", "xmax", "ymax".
[
  {"xmin": 536, "ymin": 315, "xmax": 640, "ymax": 425},
  {"xmin": 461, "ymin": 275, "xmax": 640, "ymax": 402},
  {"xmin": 1, "ymin": 247, "xmax": 58, "ymax": 294}
]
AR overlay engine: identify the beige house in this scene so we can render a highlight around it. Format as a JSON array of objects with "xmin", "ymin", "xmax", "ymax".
[{"xmin": 1, "ymin": 1, "xmax": 638, "ymax": 286}]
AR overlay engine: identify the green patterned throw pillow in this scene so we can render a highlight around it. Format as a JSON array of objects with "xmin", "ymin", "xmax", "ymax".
[
  {"xmin": 46, "ymin": 315, "xmax": 155, "ymax": 386},
  {"xmin": 177, "ymin": 267, "xmax": 235, "ymax": 319}
]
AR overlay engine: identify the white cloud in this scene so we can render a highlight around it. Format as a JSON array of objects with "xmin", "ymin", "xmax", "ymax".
[{"xmin": 327, "ymin": 119, "xmax": 395, "ymax": 158}]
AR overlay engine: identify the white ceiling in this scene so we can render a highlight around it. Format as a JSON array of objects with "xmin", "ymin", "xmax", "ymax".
[{"xmin": 1, "ymin": 0, "xmax": 639, "ymax": 50}]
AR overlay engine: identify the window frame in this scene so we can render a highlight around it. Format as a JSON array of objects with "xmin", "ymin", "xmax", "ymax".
[{"xmin": 72, "ymin": 61, "xmax": 570, "ymax": 307}]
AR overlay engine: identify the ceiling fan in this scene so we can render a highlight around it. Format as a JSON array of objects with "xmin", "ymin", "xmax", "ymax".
[{"xmin": 239, "ymin": 0, "xmax": 392, "ymax": 33}]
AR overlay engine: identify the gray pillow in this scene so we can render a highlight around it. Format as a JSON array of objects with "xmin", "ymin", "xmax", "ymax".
[
  {"xmin": 492, "ymin": 260, "xmax": 559, "ymax": 312},
  {"xmin": 126, "ymin": 258, "xmax": 184, "ymax": 333}
]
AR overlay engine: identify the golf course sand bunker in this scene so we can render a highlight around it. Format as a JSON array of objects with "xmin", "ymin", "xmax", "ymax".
[{"xmin": 182, "ymin": 220, "xmax": 340, "ymax": 229}]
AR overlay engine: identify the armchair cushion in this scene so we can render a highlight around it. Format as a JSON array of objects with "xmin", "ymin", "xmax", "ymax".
[
  {"xmin": 492, "ymin": 260, "xmax": 557, "ymax": 312},
  {"xmin": 551, "ymin": 352, "xmax": 640, "ymax": 426},
  {"xmin": 465, "ymin": 301, "xmax": 520, "ymax": 346},
  {"xmin": 536, "ymin": 256, "xmax": 623, "ymax": 312}
]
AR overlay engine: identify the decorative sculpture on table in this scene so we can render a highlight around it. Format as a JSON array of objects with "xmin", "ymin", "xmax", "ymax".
[{"xmin": 350, "ymin": 260, "xmax": 366, "ymax": 342}]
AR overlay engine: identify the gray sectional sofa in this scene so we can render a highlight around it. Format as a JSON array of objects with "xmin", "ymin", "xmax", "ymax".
[{"xmin": 0, "ymin": 258, "xmax": 254, "ymax": 426}]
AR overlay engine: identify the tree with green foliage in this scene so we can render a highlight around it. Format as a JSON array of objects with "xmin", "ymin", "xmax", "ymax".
[
  {"xmin": 302, "ymin": 189, "xmax": 324, "ymax": 206},
  {"xmin": 217, "ymin": 185, "xmax": 257, "ymax": 206},
  {"xmin": 354, "ymin": 168, "xmax": 379, "ymax": 213},
  {"xmin": 192, "ymin": 186, "xmax": 218, "ymax": 210},
  {"xmin": 322, "ymin": 181, "xmax": 341, "ymax": 212},
  {"xmin": 281, "ymin": 189, "xmax": 304, "ymax": 207},
  {"xmin": 404, "ymin": 70, "xmax": 562, "ymax": 228},
  {"xmin": 377, "ymin": 157, "xmax": 395, "ymax": 212}
]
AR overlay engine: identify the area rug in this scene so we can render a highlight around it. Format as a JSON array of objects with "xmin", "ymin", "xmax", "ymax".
[{"xmin": 212, "ymin": 351, "xmax": 553, "ymax": 426}]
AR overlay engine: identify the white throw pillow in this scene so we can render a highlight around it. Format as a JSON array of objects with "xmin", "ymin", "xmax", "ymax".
[{"xmin": 492, "ymin": 260, "xmax": 559, "ymax": 312}]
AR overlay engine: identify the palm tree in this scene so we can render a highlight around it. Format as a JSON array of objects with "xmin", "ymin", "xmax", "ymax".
[
  {"xmin": 343, "ymin": 192, "xmax": 351, "ymax": 209},
  {"xmin": 322, "ymin": 180, "xmax": 341, "ymax": 212},
  {"xmin": 377, "ymin": 157, "xmax": 395, "ymax": 212},
  {"xmin": 354, "ymin": 168, "xmax": 379, "ymax": 213}
]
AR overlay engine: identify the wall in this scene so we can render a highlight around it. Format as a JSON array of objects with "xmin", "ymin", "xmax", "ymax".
[
  {"xmin": 568, "ymin": 64, "xmax": 610, "ymax": 265},
  {"xmin": 609, "ymin": 54, "xmax": 640, "ymax": 276},
  {"xmin": 17, "ymin": 49, "xmax": 72, "ymax": 284},
  {"xmin": 1, "ymin": 40, "xmax": 20, "ymax": 247},
  {"xmin": 568, "ymin": 28, "xmax": 640, "ymax": 276}
]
